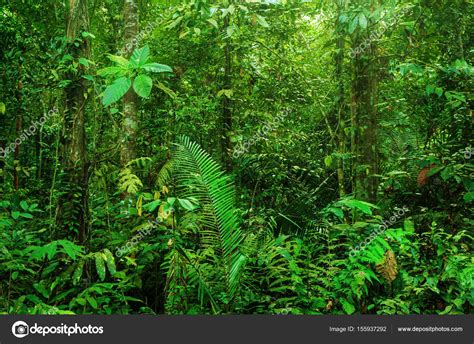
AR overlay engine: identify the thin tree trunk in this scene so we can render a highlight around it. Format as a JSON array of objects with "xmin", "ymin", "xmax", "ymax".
[
  {"xmin": 14, "ymin": 60, "xmax": 22, "ymax": 191},
  {"xmin": 120, "ymin": 0, "xmax": 139, "ymax": 167},
  {"xmin": 457, "ymin": 11, "xmax": 464, "ymax": 60},
  {"xmin": 0, "ymin": 137, "xmax": 4, "ymax": 187},
  {"xmin": 221, "ymin": 13, "xmax": 232, "ymax": 172},
  {"xmin": 335, "ymin": 1, "xmax": 346, "ymax": 198}
]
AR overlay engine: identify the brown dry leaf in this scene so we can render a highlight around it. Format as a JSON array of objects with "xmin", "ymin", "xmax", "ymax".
[
  {"xmin": 376, "ymin": 250, "xmax": 398, "ymax": 283},
  {"xmin": 325, "ymin": 299, "xmax": 333, "ymax": 311},
  {"xmin": 417, "ymin": 164, "xmax": 437, "ymax": 186},
  {"xmin": 158, "ymin": 203, "xmax": 169, "ymax": 219}
]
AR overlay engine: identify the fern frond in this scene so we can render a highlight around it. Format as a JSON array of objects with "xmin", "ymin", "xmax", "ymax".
[
  {"xmin": 126, "ymin": 156, "xmax": 152, "ymax": 169},
  {"xmin": 118, "ymin": 168, "xmax": 143, "ymax": 194},
  {"xmin": 156, "ymin": 160, "xmax": 173, "ymax": 189}
]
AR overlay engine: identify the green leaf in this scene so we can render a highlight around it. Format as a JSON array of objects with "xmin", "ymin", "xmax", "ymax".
[
  {"xmin": 78, "ymin": 57, "xmax": 90, "ymax": 67},
  {"xmin": 133, "ymin": 74, "xmax": 153, "ymax": 98},
  {"xmin": 58, "ymin": 240, "xmax": 82, "ymax": 260},
  {"xmin": 178, "ymin": 198, "xmax": 198, "ymax": 211},
  {"xmin": 20, "ymin": 201, "xmax": 28, "ymax": 211},
  {"xmin": 141, "ymin": 63, "xmax": 173, "ymax": 74},
  {"xmin": 0, "ymin": 102, "xmax": 5, "ymax": 114},
  {"xmin": 73, "ymin": 260, "xmax": 84, "ymax": 286},
  {"xmin": 179, "ymin": 30, "xmax": 190, "ymax": 39},
  {"xmin": 358, "ymin": 13, "xmax": 367, "ymax": 30},
  {"xmin": 445, "ymin": 91, "xmax": 466, "ymax": 103},
  {"xmin": 338, "ymin": 199, "xmax": 377, "ymax": 215},
  {"xmin": 341, "ymin": 298, "xmax": 356, "ymax": 314},
  {"xmin": 19, "ymin": 212, "xmax": 33, "ymax": 219},
  {"xmin": 329, "ymin": 207, "xmax": 344, "ymax": 219},
  {"xmin": 97, "ymin": 66, "xmax": 127, "ymax": 78},
  {"xmin": 131, "ymin": 46, "xmax": 150, "ymax": 67},
  {"xmin": 427, "ymin": 166, "xmax": 444, "ymax": 177},
  {"xmin": 256, "ymin": 15, "xmax": 269, "ymax": 28},
  {"xmin": 95, "ymin": 253, "xmax": 106, "ymax": 281},
  {"xmin": 107, "ymin": 54, "xmax": 130, "ymax": 67},
  {"xmin": 33, "ymin": 283, "xmax": 50, "ymax": 298},
  {"xmin": 339, "ymin": 14, "xmax": 348, "ymax": 23},
  {"xmin": 11, "ymin": 211, "xmax": 20, "ymax": 219},
  {"xmin": 143, "ymin": 199, "xmax": 161, "ymax": 212},
  {"xmin": 425, "ymin": 84, "xmax": 435, "ymax": 95},
  {"xmin": 29, "ymin": 203, "xmax": 39, "ymax": 211},
  {"xmin": 440, "ymin": 167, "xmax": 453, "ymax": 181},
  {"xmin": 312, "ymin": 297, "xmax": 327, "ymax": 309},
  {"xmin": 207, "ymin": 18, "xmax": 218, "ymax": 28},
  {"xmin": 103, "ymin": 249, "xmax": 116, "ymax": 275},
  {"xmin": 86, "ymin": 295, "xmax": 98, "ymax": 309},
  {"xmin": 222, "ymin": 4, "xmax": 235, "ymax": 17},
  {"xmin": 404, "ymin": 219, "xmax": 415, "ymax": 232},
  {"xmin": 226, "ymin": 26, "xmax": 234, "ymax": 38},
  {"xmin": 46, "ymin": 242, "xmax": 58, "ymax": 260},
  {"xmin": 81, "ymin": 31, "xmax": 96, "ymax": 39},
  {"xmin": 167, "ymin": 16, "xmax": 183, "ymax": 29},
  {"xmin": 76, "ymin": 297, "xmax": 86, "ymax": 306},
  {"xmin": 156, "ymin": 82, "xmax": 176, "ymax": 98},
  {"xmin": 103, "ymin": 77, "xmax": 131, "ymax": 106},
  {"xmin": 324, "ymin": 155, "xmax": 332, "ymax": 167},
  {"xmin": 463, "ymin": 191, "xmax": 474, "ymax": 203},
  {"xmin": 349, "ymin": 16, "xmax": 358, "ymax": 34}
]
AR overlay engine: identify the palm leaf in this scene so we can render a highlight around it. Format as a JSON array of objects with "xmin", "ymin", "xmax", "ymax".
[{"xmin": 170, "ymin": 136, "xmax": 246, "ymax": 298}]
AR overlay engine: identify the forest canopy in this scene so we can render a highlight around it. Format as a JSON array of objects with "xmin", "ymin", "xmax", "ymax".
[{"xmin": 0, "ymin": 0, "xmax": 472, "ymax": 315}]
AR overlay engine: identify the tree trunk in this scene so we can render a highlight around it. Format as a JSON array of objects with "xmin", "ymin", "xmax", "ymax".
[
  {"xmin": 351, "ymin": 34, "xmax": 379, "ymax": 203},
  {"xmin": 335, "ymin": 1, "xmax": 346, "ymax": 198},
  {"xmin": 14, "ymin": 60, "xmax": 22, "ymax": 191},
  {"xmin": 58, "ymin": 0, "xmax": 90, "ymax": 243},
  {"xmin": 221, "ymin": 12, "xmax": 232, "ymax": 172},
  {"xmin": 121, "ymin": 0, "xmax": 139, "ymax": 167},
  {"xmin": 0, "ymin": 136, "xmax": 4, "ymax": 187}
]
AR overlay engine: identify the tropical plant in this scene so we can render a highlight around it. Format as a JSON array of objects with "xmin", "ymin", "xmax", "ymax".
[
  {"xmin": 159, "ymin": 136, "xmax": 246, "ymax": 312},
  {"xmin": 97, "ymin": 45, "xmax": 173, "ymax": 106}
]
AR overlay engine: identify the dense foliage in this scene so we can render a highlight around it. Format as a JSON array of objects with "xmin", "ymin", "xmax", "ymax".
[{"xmin": 0, "ymin": 0, "xmax": 472, "ymax": 315}]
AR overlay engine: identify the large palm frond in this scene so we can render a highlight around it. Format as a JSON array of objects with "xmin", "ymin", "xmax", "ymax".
[{"xmin": 171, "ymin": 136, "xmax": 246, "ymax": 298}]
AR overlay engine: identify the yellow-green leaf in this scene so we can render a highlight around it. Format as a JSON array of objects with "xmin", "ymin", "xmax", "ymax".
[{"xmin": 95, "ymin": 253, "xmax": 106, "ymax": 281}]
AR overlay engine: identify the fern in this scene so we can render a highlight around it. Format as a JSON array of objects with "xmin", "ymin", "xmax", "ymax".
[
  {"xmin": 118, "ymin": 168, "xmax": 143, "ymax": 194},
  {"xmin": 170, "ymin": 136, "xmax": 246, "ymax": 299},
  {"xmin": 155, "ymin": 159, "xmax": 173, "ymax": 189},
  {"xmin": 126, "ymin": 157, "xmax": 152, "ymax": 170}
]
